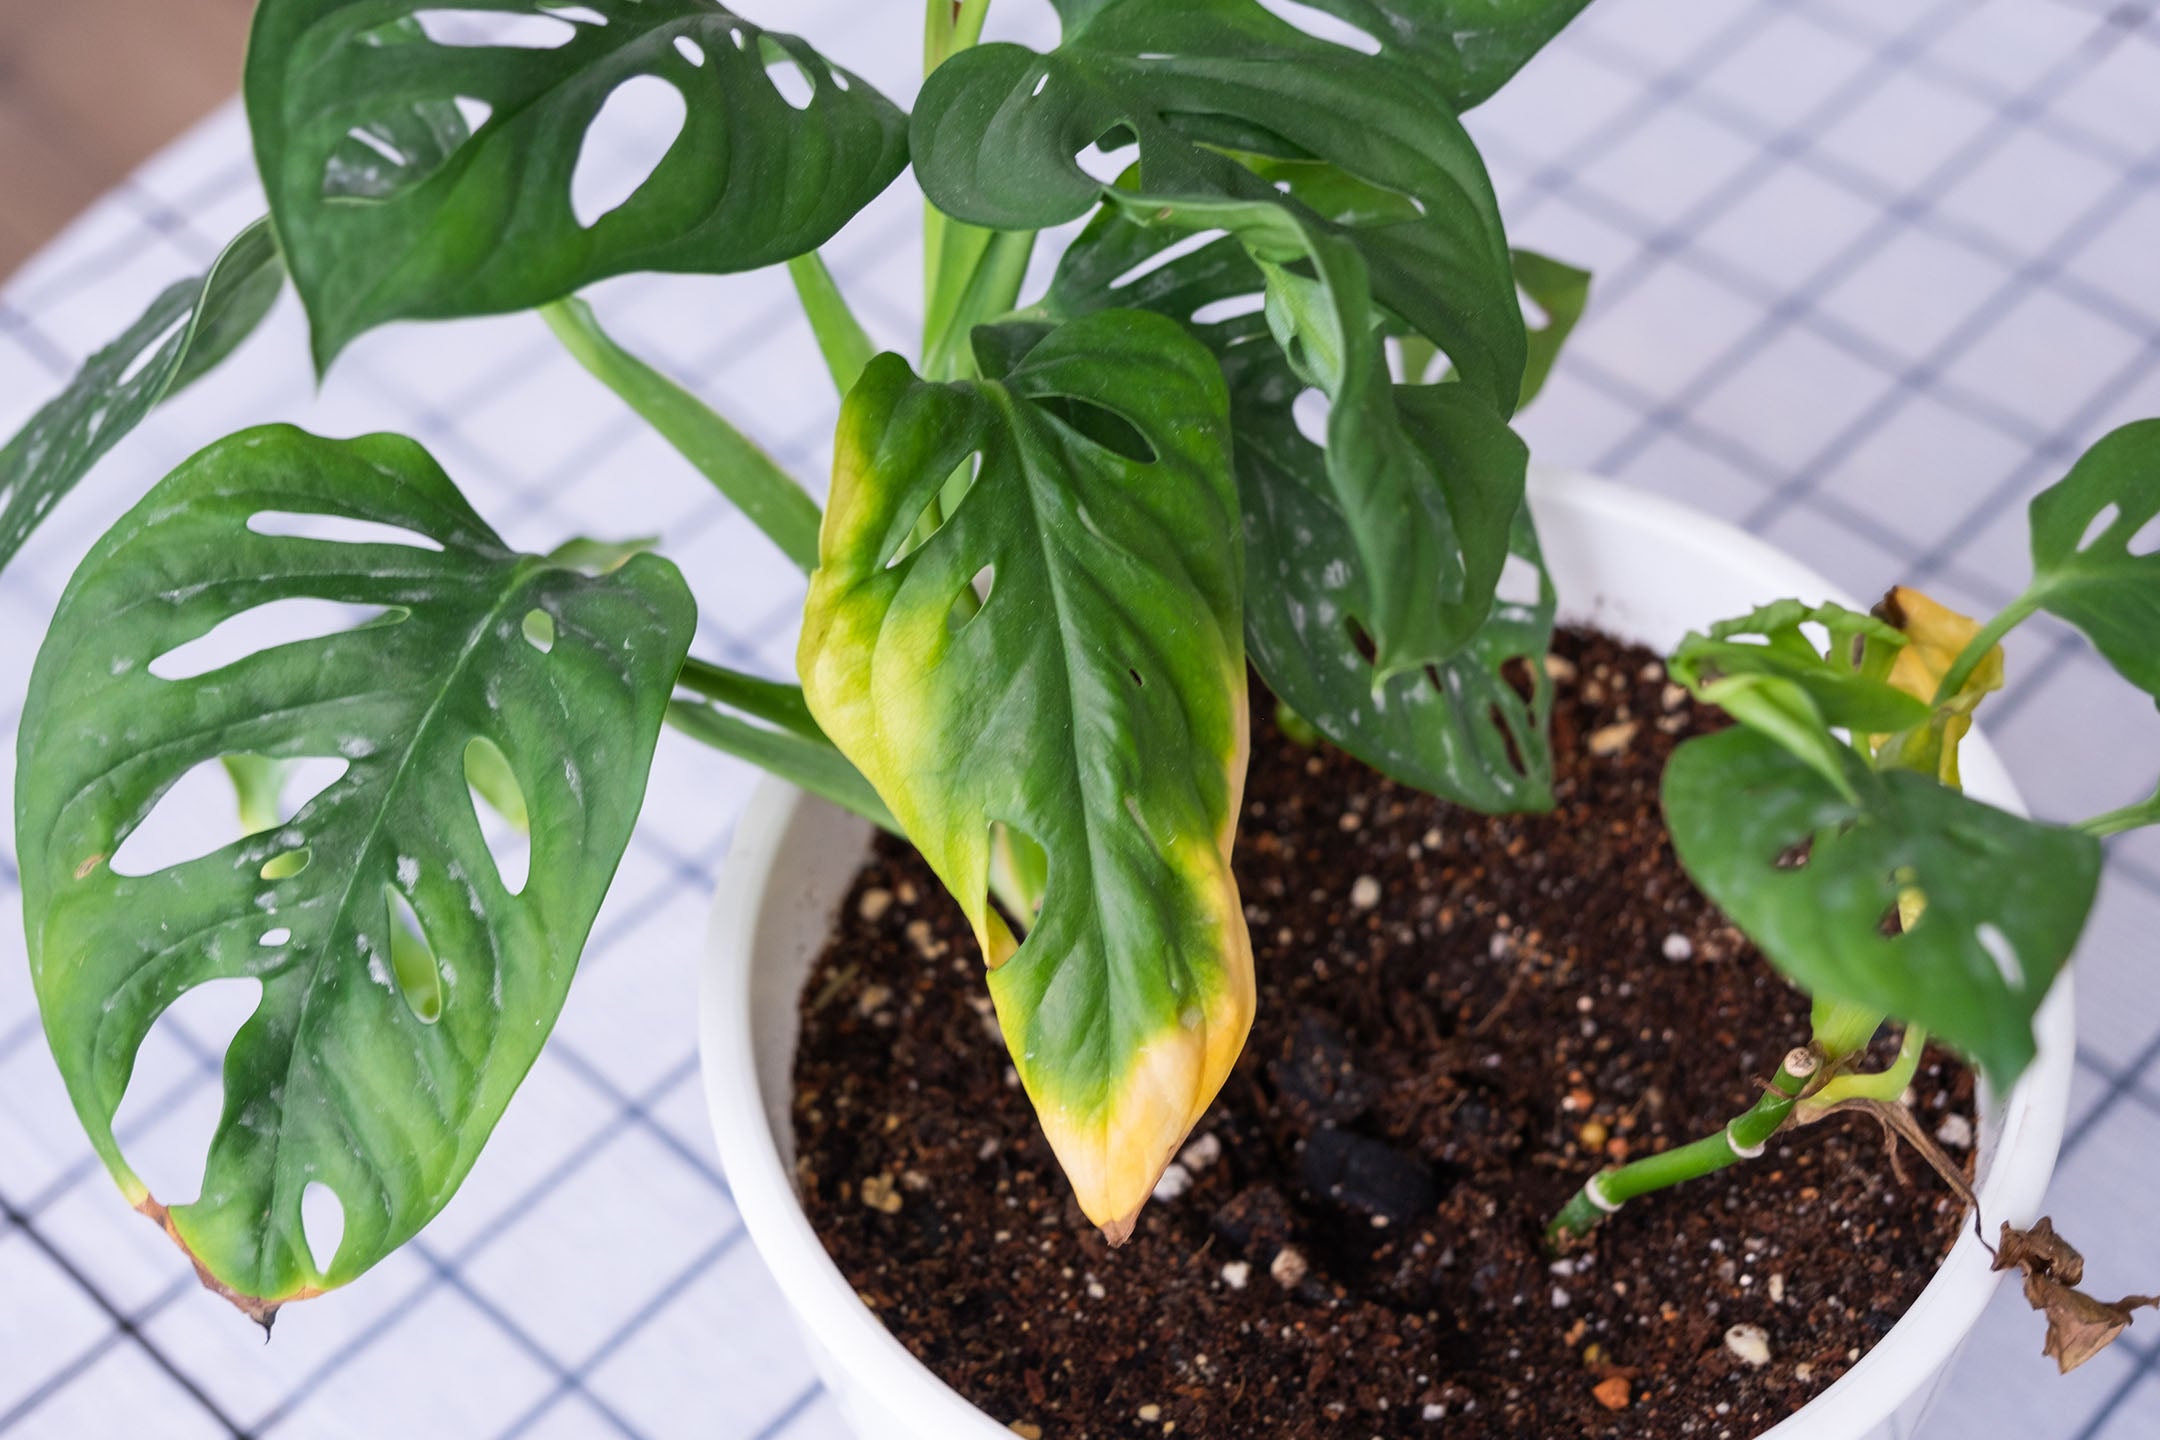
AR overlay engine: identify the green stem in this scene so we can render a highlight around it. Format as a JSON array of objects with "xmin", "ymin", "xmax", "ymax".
[
  {"xmin": 787, "ymin": 254, "xmax": 878, "ymax": 396},
  {"xmin": 1932, "ymin": 588, "xmax": 2041, "ymax": 705},
  {"xmin": 2077, "ymin": 784, "xmax": 2160, "ymax": 838},
  {"xmin": 922, "ymin": 0, "xmax": 994, "ymax": 306},
  {"xmin": 1807, "ymin": 1025, "xmax": 1927, "ymax": 1109},
  {"xmin": 924, "ymin": 228, "xmax": 1037, "ymax": 382},
  {"xmin": 1547, "ymin": 1048, "xmax": 1819, "ymax": 1247},
  {"xmin": 1810, "ymin": 995, "xmax": 1885, "ymax": 1065},
  {"xmin": 542, "ymin": 299, "xmax": 822, "ymax": 573}
]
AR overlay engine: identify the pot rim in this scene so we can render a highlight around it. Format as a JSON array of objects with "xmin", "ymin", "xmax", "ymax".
[{"xmin": 699, "ymin": 468, "xmax": 2075, "ymax": 1440}]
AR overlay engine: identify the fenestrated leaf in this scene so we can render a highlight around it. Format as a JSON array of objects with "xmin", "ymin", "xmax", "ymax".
[
  {"xmin": 0, "ymin": 218, "xmax": 283, "ymax": 576},
  {"xmin": 1664, "ymin": 727, "xmax": 2100, "ymax": 1088},
  {"xmin": 1670, "ymin": 599, "xmax": 1933, "ymax": 737},
  {"xmin": 249, "ymin": 0, "xmax": 909, "ymax": 367},
  {"xmin": 1041, "ymin": 200, "xmax": 1553, "ymax": 809},
  {"xmin": 1512, "ymin": 247, "xmax": 1590, "ymax": 408},
  {"xmin": 2023, "ymin": 419, "xmax": 2160, "ymax": 699},
  {"xmin": 800, "ymin": 310, "xmax": 1252, "ymax": 1242},
  {"xmin": 17, "ymin": 425, "xmax": 694, "ymax": 1316}
]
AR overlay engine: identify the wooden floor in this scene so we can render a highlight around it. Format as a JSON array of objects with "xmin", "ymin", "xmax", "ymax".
[{"xmin": 0, "ymin": 0, "xmax": 252, "ymax": 277}]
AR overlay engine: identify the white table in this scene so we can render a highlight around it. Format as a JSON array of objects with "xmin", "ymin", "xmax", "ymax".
[{"xmin": 1, "ymin": 1, "xmax": 2156, "ymax": 1435}]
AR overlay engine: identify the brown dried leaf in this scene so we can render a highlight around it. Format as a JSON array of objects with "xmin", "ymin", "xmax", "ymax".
[{"xmin": 1995, "ymin": 1217, "xmax": 2158, "ymax": 1374}]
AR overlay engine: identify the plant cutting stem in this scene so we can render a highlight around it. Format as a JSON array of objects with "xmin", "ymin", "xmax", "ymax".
[
  {"xmin": 1806, "ymin": 1024, "xmax": 1927, "ymax": 1110},
  {"xmin": 787, "ymin": 254, "xmax": 878, "ymax": 396},
  {"xmin": 1546, "ymin": 1048, "xmax": 1819, "ymax": 1248},
  {"xmin": 2078, "ymin": 785, "xmax": 2160, "ymax": 838}
]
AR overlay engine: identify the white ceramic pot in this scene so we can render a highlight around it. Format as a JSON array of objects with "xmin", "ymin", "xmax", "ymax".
[{"xmin": 700, "ymin": 469, "xmax": 2075, "ymax": 1440}]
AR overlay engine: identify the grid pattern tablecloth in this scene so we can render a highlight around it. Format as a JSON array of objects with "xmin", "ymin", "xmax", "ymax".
[{"xmin": 1, "ymin": 1, "xmax": 2157, "ymax": 1435}]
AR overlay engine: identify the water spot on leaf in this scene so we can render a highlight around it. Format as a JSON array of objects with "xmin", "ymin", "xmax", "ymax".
[
  {"xmin": 301, "ymin": 1181, "xmax": 345, "ymax": 1277},
  {"xmin": 246, "ymin": 510, "xmax": 444, "ymax": 551},
  {"xmin": 571, "ymin": 75, "xmax": 686, "ymax": 228}
]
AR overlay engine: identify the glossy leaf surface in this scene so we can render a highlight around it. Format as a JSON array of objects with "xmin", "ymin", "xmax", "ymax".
[
  {"xmin": 249, "ymin": 0, "xmax": 909, "ymax": 366},
  {"xmin": 1665, "ymin": 728, "xmax": 2100, "ymax": 1087},
  {"xmin": 0, "ymin": 218, "xmax": 283, "ymax": 575},
  {"xmin": 18, "ymin": 426, "xmax": 694, "ymax": 1314},
  {"xmin": 1043, "ymin": 202, "xmax": 1553, "ymax": 809},
  {"xmin": 2025, "ymin": 419, "xmax": 2160, "ymax": 699},
  {"xmin": 800, "ymin": 311, "xmax": 1252, "ymax": 1239}
]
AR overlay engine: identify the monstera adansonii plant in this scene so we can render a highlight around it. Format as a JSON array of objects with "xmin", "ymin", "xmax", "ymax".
[{"xmin": 4, "ymin": 0, "xmax": 1611, "ymax": 1318}]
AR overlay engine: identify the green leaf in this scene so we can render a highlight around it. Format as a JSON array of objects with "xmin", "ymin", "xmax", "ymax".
[
  {"xmin": 1040, "ymin": 202, "xmax": 1552, "ymax": 808},
  {"xmin": 2025, "ymin": 419, "xmax": 2160, "ymax": 698},
  {"xmin": 248, "ymin": 1, "xmax": 909, "ymax": 368},
  {"xmin": 1665, "ymin": 728, "xmax": 2101, "ymax": 1087},
  {"xmin": 669, "ymin": 658, "xmax": 896, "ymax": 832},
  {"xmin": 1671, "ymin": 599, "xmax": 1932, "ymax": 737},
  {"xmin": 799, "ymin": 310, "xmax": 1252, "ymax": 1241},
  {"xmin": 0, "ymin": 218, "xmax": 283, "ymax": 576},
  {"xmin": 1512, "ymin": 247, "xmax": 1590, "ymax": 408},
  {"xmin": 18, "ymin": 425, "xmax": 695, "ymax": 1315},
  {"xmin": 546, "ymin": 532, "xmax": 659, "ymax": 574}
]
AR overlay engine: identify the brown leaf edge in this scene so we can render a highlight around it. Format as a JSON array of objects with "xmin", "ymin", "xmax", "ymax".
[{"xmin": 135, "ymin": 1194, "xmax": 321, "ymax": 1335}]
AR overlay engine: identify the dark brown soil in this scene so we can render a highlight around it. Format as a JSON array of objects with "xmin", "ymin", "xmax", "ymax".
[{"xmin": 791, "ymin": 628, "xmax": 1976, "ymax": 1439}]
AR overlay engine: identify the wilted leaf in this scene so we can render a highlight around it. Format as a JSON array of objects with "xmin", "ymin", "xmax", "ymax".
[
  {"xmin": 1994, "ymin": 1218, "xmax": 2159, "ymax": 1374},
  {"xmin": 800, "ymin": 311, "xmax": 1251, "ymax": 1241},
  {"xmin": 18, "ymin": 426, "xmax": 695, "ymax": 1314},
  {"xmin": 1871, "ymin": 586, "xmax": 2003, "ymax": 787}
]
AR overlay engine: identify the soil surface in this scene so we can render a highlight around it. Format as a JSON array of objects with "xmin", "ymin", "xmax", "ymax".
[{"xmin": 791, "ymin": 628, "xmax": 1977, "ymax": 1439}]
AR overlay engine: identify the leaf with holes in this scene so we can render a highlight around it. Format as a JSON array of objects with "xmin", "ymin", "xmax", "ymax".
[
  {"xmin": 2024, "ymin": 419, "xmax": 2160, "ymax": 699},
  {"xmin": 17, "ymin": 425, "xmax": 695, "ymax": 1317},
  {"xmin": 248, "ymin": 0, "xmax": 909, "ymax": 367},
  {"xmin": 1664, "ymin": 727, "xmax": 2100, "ymax": 1087},
  {"xmin": 1512, "ymin": 247, "xmax": 1590, "ymax": 408},
  {"xmin": 1040, "ymin": 199, "xmax": 1553, "ymax": 809},
  {"xmin": 0, "ymin": 217, "xmax": 283, "ymax": 577},
  {"xmin": 800, "ymin": 310, "xmax": 1251, "ymax": 1242}
]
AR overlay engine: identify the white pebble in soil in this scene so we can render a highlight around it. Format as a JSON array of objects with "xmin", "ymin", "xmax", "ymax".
[
  {"xmin": 1349, "ymin": 874, "xmax": 1382, "ymax": 910},
  {"xmin": 1662, "ymin": 932, "xmax": 1694, "ymax": 962},
  {"xmin": 1936, "ymin": 1113, "xmax": 1974, "ymax": 1149},
  {"xmin": 1180, "ymin": 1132, "xmax": 1224, "ymax": 1172},
  {"xmin": 1271, "ymin": 1245, "xmax": 1310, "ymax": 1288},
  {"xmin": 1152, "ymin": 1163, "xmax": 1194, "ymax": 1203},
  {"xmin": 1725, "ymin": 1323, "xmax": 1773, "ymax": 1368},
  {"xmin": 1221, "ymin": 1259, "xmax": 1252, "ymax": 1290}
]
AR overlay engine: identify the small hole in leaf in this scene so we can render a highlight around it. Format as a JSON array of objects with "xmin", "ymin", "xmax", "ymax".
[
  {"xmin": 1075, "ymin": 127, "xmax": 1140, "ymax": 183},
  {"xmin": 949, "ymin": 565, "xmax": 994, "ymax": 633},
  {"xmin": 1129, "ymin": 667, "xmax": 1146, "ymax": 688},
  {"xmin": 544, "ymin": 3, "xmax": 608, "ymax": 24},
  {"xmin": 1976, "ymin": 922, "xmax": 2023, "ymax": 988},
  {"xmin": 1496, "ymin": 553, "xmax": 1544, "ymax": 608},
  {"xmin": 760, "ymin": 38, "xmax": 816, "ymax": 109},
  {"xmin": 1042, "ymin": 396, "xmax": 1157, "ymax": 463},
  {"xmin": 454, "ymin": 95, "xmax": 494, "ymax": 132},
  {"xmin": 109, "ymin": 977, "xmax": 264, "ymax": 1207},
  {"xmin": 263, "ymin": 847, "xmax": 311, "ymax": 881},
  {"xmin": 466, "ymin": 738, "xmax": 531, "ymax": 895},
  {"xmin": 1031, "ymin": 71, "xmax": 1050, "ymax": 99},
  {"xmin": 383, "ymin": 885, "xmax": 444, "ymax": 1023},
  {"xmin": 2129, "ymin": 510, "xmax": 2160, "ymax": 558},
  {"xmin": 987, "ymin": 822, "xmax": 1050, "ymax": 933},
  {"xmin": 1345, "ymin": 617, "xmax": 1378, "ymax": 665},
  {"xmin": 247, "ymin": 511, "xmax": 445, "ymax": 551},
  {"xmin": 1292, "ymin": 388, "xmax": 1332, "ymax": 448},
  {"xmin": 1773, "ymin": 836, "xmax": 1813, "ymax": 870},
  {"xmin": 2077, "ymin": 503, "xmax": 2121, "ymax": 551},
  {"xmin": 411, "ymin": 9, "xmax": 576, "ymax": 47},
  {"xmin": 1488, "ymin": 702, "xmax": 1528, "ymax": 775},
  {"xmin": 522, "ymin": 609, "xmax": 557, "ymax": 653},
  {"xmin": 260, "ymin": 927, "xmax": 293, "ymax": 947},
  {"xmin": 301, "ymin": 1182, "xmax": 346, "ymax": 1278},
  {"xmin": 118, "ymin": 316, "xmax": 188, "ymax": 387},
  {"xmin": 1191, "ymin": 293, "xmax": 1268, "ymax": 327},
  {"xmin": 1253, "ymin": 0, "xmax": 1384, "ymax": 54},
  {"xmin": 571, "ymin": 75, "xmax": 686, "ymax": 228},
  {"xmin": 1108, "ymin": 229, "xmax": 1227, "ymax": 291},
  {"xmin": 150, "ymin": 600, "xmax": 400, "ymax": 682},
  {"xmin": 673, "ymin": 35, "xmax": 706, "ymax": 65}
]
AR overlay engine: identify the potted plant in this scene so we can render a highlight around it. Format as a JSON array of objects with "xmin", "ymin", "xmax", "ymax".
[{"xmin": 3, "ymin": 0, "xmax": 2153, "ymax": 1436}]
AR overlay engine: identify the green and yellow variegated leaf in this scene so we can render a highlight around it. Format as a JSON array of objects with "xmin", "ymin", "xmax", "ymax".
[
  {"xmin": 800, "ymin": 311, "xmax": 1251, "ymax": 1241},
  {"xmin": 17, "ymin": 426, "xmax": 694, "ymax": 1316}
]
